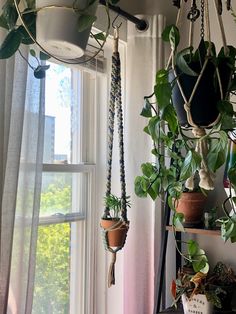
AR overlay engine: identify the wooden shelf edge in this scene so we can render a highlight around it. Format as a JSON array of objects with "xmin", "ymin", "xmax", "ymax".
[{"xmin": 166, "ymin": 225, "xmax": 221, "ymax": 236}]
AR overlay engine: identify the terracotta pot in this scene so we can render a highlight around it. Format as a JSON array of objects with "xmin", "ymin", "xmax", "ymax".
[
  {"xmin": 175, "ymin": 192, "xmax": 207, "ymax": 227},
  {"xmin": 100, "ymin": 219, "xmax": 129, "ymax": 247},
  {"xmin": 36, "ymin": 0, "xmax": 98, "ymax": 59}
]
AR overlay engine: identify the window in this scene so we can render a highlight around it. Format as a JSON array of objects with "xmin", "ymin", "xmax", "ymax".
[{"xmin": 32, "ymin": 62, "xmax": 97, "ymax": 314}]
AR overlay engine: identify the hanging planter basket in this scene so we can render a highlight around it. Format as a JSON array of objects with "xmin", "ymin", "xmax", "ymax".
[
  {"xmin": 36, "ymin": 0, "xmax": 98, "ymax": 59},
  {"xmin": 170, "ymin": 59, "xmax": 232, "ymax": 128},
  {"xmin": 100, "ymin": 218, "xmax": 129, "ymax": 247}
]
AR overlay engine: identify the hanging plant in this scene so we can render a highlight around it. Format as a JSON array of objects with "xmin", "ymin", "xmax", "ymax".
[
  {"xmin": 0, "ymin": 0, "xmax": 119, "ymax": 78},
  {"xmin": 135, "ymin": 0, "xmax": 236, "ymax": 231},
  {"xmin": 100, "ymin": 27, "xmax": 130, "ymax": 287}
]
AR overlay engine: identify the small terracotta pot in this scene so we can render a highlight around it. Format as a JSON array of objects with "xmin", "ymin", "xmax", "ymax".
[
  {"xmin": 175, "ymin": 192, "xmax": 207, "ymax": 227},
  {"xmin": 100, "ymin": 219, "xmax": 129, "ymax": 247}
]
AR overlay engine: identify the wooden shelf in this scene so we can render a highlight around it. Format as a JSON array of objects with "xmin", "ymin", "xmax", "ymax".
[{"xmin": 166, "ymin": 225, "xmax": 221, "ymax": 236}]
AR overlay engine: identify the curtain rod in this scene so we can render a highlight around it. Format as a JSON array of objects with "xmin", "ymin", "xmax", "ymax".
[{"xmin": 99, "ymin": 0, "xmax": 148, "ymax": 31}]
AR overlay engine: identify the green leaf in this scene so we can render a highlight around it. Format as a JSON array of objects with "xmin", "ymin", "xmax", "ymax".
[
  {"xmin": 141, "ymin": 163, "xmax": 155, "ymax": 178},
  {"xmin": 140, "ymin": 98, "xmax": 153, "ymax": 117},
  {"xmin": 77, "ymin": 14, "xmax": 97, "ymax": 32},
  {"xmin": 93, "ymin": 32, "xmax": 106, "ymax": 41},
  {"xmin": 0, "ymin": 15, "xmax": 9, "ymax": 30},
  {"xmin": 207, "ymin": 151, "xmax": 226, "ymax": 172},
  {"xmin": 156, "ymin": 69, "xmax": 169, "ymax": 84},
  {"xmin": 176, "ymin": 47, "xmax": 198, "ymax": 76},
  {"xmin": 154, "ymin": 82, "xmax": 172, "ymax": 110},
  {"xmin": 180, "ymin": 150, "xmax": 201, "ymax": 181},
  {"xmin": 169, "ymin": 26, "xmax": 180, "ymax": 51},
  {"xmin": 187, "ymin": 239, "xmax": 198, "ymax": 256},
  {"xmin": 162, "ymin": 25, "xmax": 180, "ymax": 50},
  {"xmin": 217, "ymin": 100, "xmax": 234, "ymax": 115},
  {"xmin": 147, "ymin": 116, "xmax": 160, "ymax": 142},
  {"xmin": 161, "ymin": 104, "xmax": 178, "ymax": 133},
  {"xmin": 39, "ymin": 51, "xmax": 50, "ymax": 60},
  {"xmin": 134, "ymin": 176, "xmax": 148, "ymax": 198},
  {"xmin": 0, "ymin": 29, "xmax": 22, "ymax": 59},
  {"xmin": 30, "ymin": 49, "xmax": 36, "ymax": 57},
  {"xmin": 173, "ymin": 213, "xmax": 185, "ymax": 232},
  {"xmin": 2, "ymin": 3, "xmax": 18, "ymax": 29}
]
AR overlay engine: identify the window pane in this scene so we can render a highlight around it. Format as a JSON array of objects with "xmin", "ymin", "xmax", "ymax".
[
  {"xmin": 33, "ymin": 223, "xmax": 70, "ymax": 314},
  {"xmin": 43, "ymin": 63, "xmax": 81, "ymax": 164},
  {"xmin": 40, "ymin": 172, "xmax": 88, "ymax": 216}
]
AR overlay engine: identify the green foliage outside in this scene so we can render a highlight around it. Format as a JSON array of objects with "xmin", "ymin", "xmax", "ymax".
[
  {"xmin": 33, "ymin": 184, "xmax": 72, "ymax": 313},
  {"xmin": 40, "ymin": 183, "xmax": 71, "ymax": 215}
]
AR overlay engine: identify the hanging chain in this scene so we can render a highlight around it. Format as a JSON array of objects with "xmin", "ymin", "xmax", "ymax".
[
  {"xmin": 187, "ymin": 0, "xmax": 200, "ymax": 21},
  {"xmin": 200, "ymin": 0, "xmax": 205, "ymax": 39}
]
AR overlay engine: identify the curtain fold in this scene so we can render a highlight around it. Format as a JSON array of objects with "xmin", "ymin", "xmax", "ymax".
[
  {"xmin": 0, "ymin": 45, "xmax": 44, "ymax": 313},
  {"xmin": 123, "ymin": 14, "xmax": 166, "ymax": 314}
]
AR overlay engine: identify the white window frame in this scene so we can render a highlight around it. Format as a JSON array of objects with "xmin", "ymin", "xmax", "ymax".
[{"xmin": 36, "ymin": 67, "xmax": 98, "ymax": 314}]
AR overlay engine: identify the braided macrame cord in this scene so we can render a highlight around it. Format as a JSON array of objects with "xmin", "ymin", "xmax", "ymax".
[
  {"xmin": 173, "ymin": 0, "xmax": 229, "ymax": 191},
  {"xmin": 101, "ymin": 27, "xmax": 129, "ymax": 288}
]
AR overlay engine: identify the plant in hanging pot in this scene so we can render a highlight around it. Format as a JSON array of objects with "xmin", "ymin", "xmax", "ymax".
[
  {"xmin": 134, "ymin": 20, "xmax": 236, "ymax": 230},
  {"xmin": 100, "ymin": 194, "xmax": 130, "ymax": 248},
  {"xmin": 0, "ymin": 0, "xmax": 118, "ymax": 77}
]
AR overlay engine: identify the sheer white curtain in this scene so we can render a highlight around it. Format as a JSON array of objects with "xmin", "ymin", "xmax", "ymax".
[
  {"xmin": 123, "ymin": 15, "xmax": 166, "ymax": 314},
  {"xmin": 0, "ymin": 40, "xmax": 44, "ymax": 313}
]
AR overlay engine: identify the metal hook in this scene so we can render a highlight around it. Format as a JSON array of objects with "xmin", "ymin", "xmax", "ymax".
[{"xmin": 112, "ymin": 13, "xmax": 122, "ymax": 29}]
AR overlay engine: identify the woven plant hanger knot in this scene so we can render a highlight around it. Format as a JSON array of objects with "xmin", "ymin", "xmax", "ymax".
[{"xmin": 101, "ymin": 26, "xmax": 129, "ymax": 288}]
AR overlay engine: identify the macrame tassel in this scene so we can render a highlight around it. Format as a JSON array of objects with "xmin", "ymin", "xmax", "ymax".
[
  {"xmin": 185, "ymin": 175, "xmax": 194, "ymax": 190},
  {"xmin": 108, "ymin": 252, "xmax": 117, "ymax": 287},
  {"xmin": 190, "ymin": 127, "xmax": 215, "ymax": 190},
  {"xmin": 199, "ymin": 169, "xmax": 215, "ymax": 190}
]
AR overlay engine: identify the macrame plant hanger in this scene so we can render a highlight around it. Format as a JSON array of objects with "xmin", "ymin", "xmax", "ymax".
[
  {"xmin": 173, "ymin": 0, "xmax": 229, "ymax": 191},
  {"xmin": 101, "ymin": 26, "xmax": 129, "ymax": 288}
]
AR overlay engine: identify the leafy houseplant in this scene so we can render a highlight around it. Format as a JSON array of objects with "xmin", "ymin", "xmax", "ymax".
[
  {"xmin": 0, "ymin": 0, "xmax": 118, "ymax": 78},
  {"xmin": 134, "ymin": 23, "xmax": 236, "ymax": 230},
  {"xmin": 172, "ymin": 260, "xmax": 236, "ymax": 313}
]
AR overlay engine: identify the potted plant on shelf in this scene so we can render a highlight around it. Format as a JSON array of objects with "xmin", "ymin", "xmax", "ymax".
[
  {"xmin": 172, "ymin": 259, "xmax": 236, "ymax": 314},
  {"xmin": 100, "ymin": 194, "xmax": 130, "ymax": 247},
  {"xmin": 134, "ymin": 20, "xmax": 236, "ymax": 230},
  {"xmin": 172, "ymin": 240, "xmax": 214, "ymax": 314},
  {"xmin": 0, "ymin": 0, "xmax": 117, "ymax": 77}
]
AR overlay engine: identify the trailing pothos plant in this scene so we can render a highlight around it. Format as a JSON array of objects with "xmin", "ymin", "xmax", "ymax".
[
  {"xmin": 134, "ymin": 24, "xmax": 236, "ymax": 229},
  {"xmin": 0, "ymin": 0, "xmax": 118, "ymax": 78}
]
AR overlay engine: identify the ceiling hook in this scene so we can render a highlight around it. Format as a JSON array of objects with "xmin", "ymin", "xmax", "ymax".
[{"xmin": 112, "ymin": 13, "xmax": 122, "ymax": 29}]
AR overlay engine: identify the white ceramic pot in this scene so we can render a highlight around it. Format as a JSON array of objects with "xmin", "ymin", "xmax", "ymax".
[
  {"xmin": 182, "ymin": 294, "xmax": 213, "ymax": 314},
  {"xmin": 36, "ymin": 0, "xmax": 98, "ymax": 59}
]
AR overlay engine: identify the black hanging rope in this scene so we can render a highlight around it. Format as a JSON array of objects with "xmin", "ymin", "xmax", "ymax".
[{"xmin": 104, "ymin": 50, "xmax": 127, "ymax": 221}]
